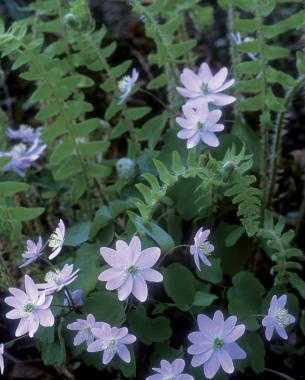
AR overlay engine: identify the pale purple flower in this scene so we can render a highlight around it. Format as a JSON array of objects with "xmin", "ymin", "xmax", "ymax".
[
  {"xmin": 5, "ymin": 275, "xmax": 54, "ymax": 338},
  {"xmin": 98, "ymin": 236, "xmax": 163, "ymax": 302},
  {"xmin": 0, "ymin": 139, "xmax": 46, "ymax": 177},
  {"xmin": 19, "ymin": 237, "xmax": 44, "ymax": 268},
  {"xmin": 37, "ymin": 264, "xmax": 79, "ymax": 294},
  {"xmin": 176, "ymin": 63, "xmax": 235, "ymax": 108},
  {"xmin": 0, "ymin": 344, "xmax": 4, "ymax": 375},
  {"xmin": 118, "ymin": 68, "xmax": 139, "ymax": 104},
  {"xmin": 176, "ymin": 104, "xmax": 224, "ymax": 149},
  {"xmin": 87, "ymin": 324, "xmax": 136, "ymax": 364},
  {"xmin": 230, "ymin": 33, "xmax": 257, "ymax": 61},
  {"xmin": 7, "ymin": 125, "xmax": 41, "ymax": 143},
  {"xmin": 67, "ymin": 314, "xmax": 105, "ymax": 346},
  {"xmin": 64, "ymin": 289, "xmax": 84, "ymax": 307},
  {"xmin": 190, "ymin": 228, "xmax": 214, "ymax": 270},
  {"xmin": 262, "ymin": 295, "xmax": 295, "ymax": 341},
  {"xmin": 188, "ymin": 310, "xmax": 246, "ymax": 379},
  {"xmin": 48, "ymin": 219, "xmax": 65, "ymax": 260},
  {"xmin": 146, "ymin": 359, "xmax": 194, "ymax": 380}
]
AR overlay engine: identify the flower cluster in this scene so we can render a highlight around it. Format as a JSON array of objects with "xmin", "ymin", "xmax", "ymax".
[
  {"xmin": 176, "ymin": 63, "xmax": 235, "ymax": 149},
  {"xmin": 1, "ymin": 125, "xmax": 46, "ymax": 177}
]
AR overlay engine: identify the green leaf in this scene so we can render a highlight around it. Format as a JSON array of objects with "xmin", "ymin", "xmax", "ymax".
[
  {"xmin": 192, "ymin": 291, "xmax": 218, "ymax": 307},
  {"xmin": 0, "ymin": 182, "xmax": 29, "ymax": 196},
  {"xmin": 163, "ymin": 263, "xmax": 196, "ymax": 307},
  {"xmin": 85, "ymin": 292, "xmax": 125, "ymax": 325},
  {"xmin": 37, "ymin": 323, "xmax": 66, "ymax": 366},
  {"xmin": 65, "ymin": 221, "xmax": 91, "ymax": 246},
  {"xmin": 228, "ymin": 272, "xmax": 265, "ymax": 330},
  {"xmin": 288, "ymin": 272, "xmax": 305, "ymax": 299},
  {"xmin": 8, "ymin": 207, "xmax": 44, "ymax": 221},
  {"xmin": 196, "ymin": 258, "xmax": 223, "ymax": 284},
  {"xmin": 128, "ymin": 305, "xmax": 172, "ymax": 345},
  {"xmin": 238, "ymin": 332, "xmax": 265, "ymax": 373}
]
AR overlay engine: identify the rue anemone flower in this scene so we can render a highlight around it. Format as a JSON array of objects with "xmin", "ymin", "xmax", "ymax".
[
  {"xmin": 0, "ymin": 344, "xmax": 4, "ymax": 375},
  {"xmin": 118, "ymin": 68, "xmax": 139, "ymax": 104},
  {"xmin": 146, "ymin": 358, "xmax": 194, "ymax": 380},
  {"xmin": 38, "ymin": 264, "xmax": 79, "ymax": 294},
  {"xmin": 190, "ymin": 228, "xmax": 214, "ymax": 270},
  {"xmin": 19, "ymin": 237, "xmax": 44, "ymax": 268},
  {"xmin": 98, "ymin": 236, "xmax": 163, "ymax": 302},
  {"xmin": 48, "ymin": 219, "xmax": 65, "ymax": 260},
  {"xmin": 7, "ymin": 125, "xmax": 41, "ymax": 143},
  {"xmin": 67, "ymin": 314, "xmax": 105, "ymax": 347}
]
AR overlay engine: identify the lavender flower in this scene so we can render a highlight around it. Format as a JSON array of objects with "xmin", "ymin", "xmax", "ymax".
[
  {"xmin": 146, "ymin": 359, "xmax": 194, "ymax": 380},
  {"xmin": 262, "ymin": 295, "xmax": 295, "ymax": 341},
  {"xmin": 118, "ymin": 68, "xmax": 139, "ymax": 104},
  {"xmin": 38, "ymin": 264, "xmax": 79, "ymax": 294},
  {"xmin": 48, "ymin": 219, "xmax": 65, "ymax": 260},
  {"xmin": 64, "ymin": 289, "xmax": 84, "ymax": 307},
  {"xmin": 0, "ymin": 344, "xmax": 4, "ymax": 375},
  {"xmin": 19, "ymin": 237, "xmax": 44, "ymax": 268},
  {"xmin": 7, "ymin": 125, "xmax": 41, "ymax": 143},
  {"xmin": 176, "ymin": 104, "xmax": 224, "ymax": 149},
  {"xmin": 188, "ymin": 310, "xmax": 246, "ymax": 379},
  {"xmin": 87, "ymin": 324, "xmax": 136, "ymax": 364},
  {"xmin": 5, "ymin": 275, "xmax": 54, "ymax": 338},
  {"xmin": 67, "ymin": 314, "xmax": 105, "ymax": 346},
  {"xmin": 176, "ymin": 63, "xmax": 235, "ymax": 108},
  {"xmin": 0, "ymin": 139, "xmax": 46, "ymax": 177},
  {"xmin": 190, "ymin": 228, "xmax": 214, "ymax": 270},
  {"xmin": 98, "ymin": 236, "xmax": 163, "ymax": 302}
]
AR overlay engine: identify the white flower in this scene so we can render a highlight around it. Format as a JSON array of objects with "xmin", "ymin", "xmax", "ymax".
[
  {"xmin": 48, "ymin": 219, "xmax": 65, "ymax": 260},
  {"xmin": 37, "ymin": 264, "xmax": 79, "ymax": 294},
  {"xmin": 67, "ymin": 314, "xmax": 106, "ymax": 347},
  {"xmin": 5, "ymin": 275, "xmax": 54, "ymax": 338},
  {"xmin": 0, "ymin": 344, "xmax": 4, "ymax": 375},
  {"xmin": 19, "ymin": 237, "xmax": 44, "ymax": 268},
  {"xmin": 190, "ymin": 228, "xmax": 214, "ymax": 270},
  {"xmin": 118, "ymin": 68, "xmax": 139, "ymax": 104},
  {"xmin": 176, "ymin": 103, "xmax": 224, "ymax": 149}
]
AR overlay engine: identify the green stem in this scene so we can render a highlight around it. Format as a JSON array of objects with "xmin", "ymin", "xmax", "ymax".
[
  {"xmin": 266, "ymin": 76, "xmax": 305, "ymax": 207},
  {"xmin": 264, "ymin": 368, "xmax": 297, "ymax": 380}
]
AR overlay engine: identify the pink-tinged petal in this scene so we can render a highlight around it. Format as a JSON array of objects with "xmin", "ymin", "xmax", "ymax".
[
  {"xmin": 208, "ymin": 68, "xmax": 228, "ymax": 90},
  {"xmin": 176, "ymin": 87, "xmax": 200, "ymax": 98},
  {"xmin": 198, "ymin": 63, "xmax": 213, "ymax": 82},
  {"xmin": 177, "ymin": 129, "xmax": 197, "ymax": 139},
  {"xmin": 100, "ymin": 247, "xmax": 120, "ymax": 267},
  {"xmin": 188, "ymin": 331, "xmax": 206, "ymax": 344},
  {"xmin": 193, "ymin": 252, "xmax": 201, "ymax": 271},
  {"xmin": 262, "ymin": 316, "xmax": 273, "ymax": 327},
  {"xmin": 275, "ymin": 325, "xmax": 288, "ymax": 340},
  {"xmin": 24, "ymin": 275, "xmax": 38, "ymax": 302},
  {"xmin": 146, "ymin": 375, "xmax": 162, "ymax": 380},
  {"xmin": 112, "ymin": 326, "xmax": 128, "ymax": 340},
  {"xmin": 268, "ymin": 295, "xmax": 279, "ymax": 316},
  {"xmin": 225, "ymin": 343, "xmax": 246, "ymax": 360},
  {"xmin": 197, "ymin": 315, "xmax": 216, "ymax": 338},
  {"xmin": 160, "ymin": 360, "xmax": 172, "ymax": 374},
  {"xmin": 118, "ymin": 276, "xmax": 133, "ymax": 301},
  {"xmin": 87, "ymin": 339, "xmax": 102, "ymax": 352},
  {"xmin": 194, "ymin": 227, "xmax": 204, "ymax": 242},
  {"xmin": 197, "ymin": 103, "xmax": 210, "ymax": 121},
  {"xmin": 200, "ymin": 132, "xmax": 220, "ymax": 147},
  {"xmin": 200, "ymin": 254, "xmax": 212, "ymax": 267},
  {"xmin": 129, "ymin": 236, "xmax": 142, "ymax": 264},
  {"xmin": 87, "ymin": 314, "xmax": 96, "ymax": 326},
  {"xmin": 28, "ymin": 314, "xmax": 40, "ymax": 337},
  {"xmin": 277, "ymin": 295, "xmax": 287, "ymax": 309},
  {"xmin": 67, "ymin": 321, "xmax": 84, "ymax": 331},
  {"xmin": 186, "ymin": 96, "xmax": 215, "ymax": 108},
  {"xmin": 180, "ymin": 68, "xmax": 202, "ymax": 92},
  {"xmin": 182, "ymin": 104, "xmax": 197, "ymax": 120},
  {"xmin": 208, "ymin": 123, "xmax": 224, "ymax": 132},
  {"xmin": 74, "ymin": 331, "xmax": 87, "ymax": 346},
  {"xmin": 203, "ymin": 351, "xmax": 220, "ymax": 379},
  {"xmin": 99, "ymin": 268, "xmax": 123, "ymax": 282},
  {"xmin": 205, "ymin": 110, "xmax": 222, "ymax": 126},
  {"xmin": 171, "ymin": 358, "xmax": 185, "ymax": 375},
  {"xmin": 223, "ymin": 324, "xmax": 245, "ymax": 343},
  {"xmin": 105, "ymin": 271, "xmax": 128, "ymax": 291},
  {"xmin": 179, "ymin": 375, "xmax": 194, "ymax": 380},
  {"xmin": 214, "ymin": 78, "xmax": 235, "ymax": 93},
  {"xmin": 38, "ymin": 309, "xmax": 54, "ymax": 327},
  {"xmin": 218, "ymin": 348, "xmax": 234, "ymax": 374},
  {"xmin": 140, "ymin": 269, "xmax": 163, "ymax": 282},
  {"xmin": 136, "ymin": 247, "xmax": 161, "ymax": 268},
  {"xmin": 265, "ymin": 325, "xmax": 274, "ymax": 341},
  {"xmin": 15, "ymin": 318, "xmax": 30, "ymax": 336},
  {"xmin": 191, "ymin": 348, "xmax": 214, "ymax": 367},
  {"xmin": 117, "ymin": 344, "xmax": 131, "ymax": 363},
  {"xmin": 223, "ymin": 316, "xmax": 237, "ymax": 337},
  {"xmin": 176, "ymin": 117, "xmax": 194, "ymax": 129},
  {"xmin": 132, "ymin": 275, "xmax": 148, "ymax": 302},
  {"xmin": 186, "ymin": 133, "xmax": 200, "ymax": 149},
  {"xmin": 213, "ymin": 311, "xmax": 224, "ymax": 336},
  {"xmin": 103, "ymin": 349, "xmax": 116, "ymax": 365},
  {"xmin": 4, "ymin": 296, "xmax": 24, "ymax": 308},
  {"xmin": 120, "ymin": 334, "xmax": 136, "ymax": 344},
  {"xmin": 212, "ymin": 94, "xmax": 236, "ymax": 106},
  {"xmin": 6, "ymin": 309, "xmax": 23, "ymax": 320}
]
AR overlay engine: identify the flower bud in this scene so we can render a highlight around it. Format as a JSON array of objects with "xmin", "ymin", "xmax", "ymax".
[
  {"xmin": 116, "ymin": 158, "xmax": 136, "ymax": 180},
  {"xmin": 222, "ymin": 160, "xmax": 236, "ymax": 180}
]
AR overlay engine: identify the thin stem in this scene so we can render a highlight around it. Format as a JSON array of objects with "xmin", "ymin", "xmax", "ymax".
[
  {"xmin": 264, "ymin": 368, "xmax": 297, "ymax": 380},
  {"xmin": 4, "ymin": 335, "xmax": 27, "ymax": 348},
  {"xmin": 266, "ymin": 76, "xmax": 305, "ymax": 207},
  {"xmin": 138, "ymin": 88, "xmax": 173, "ymax": 112}
]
